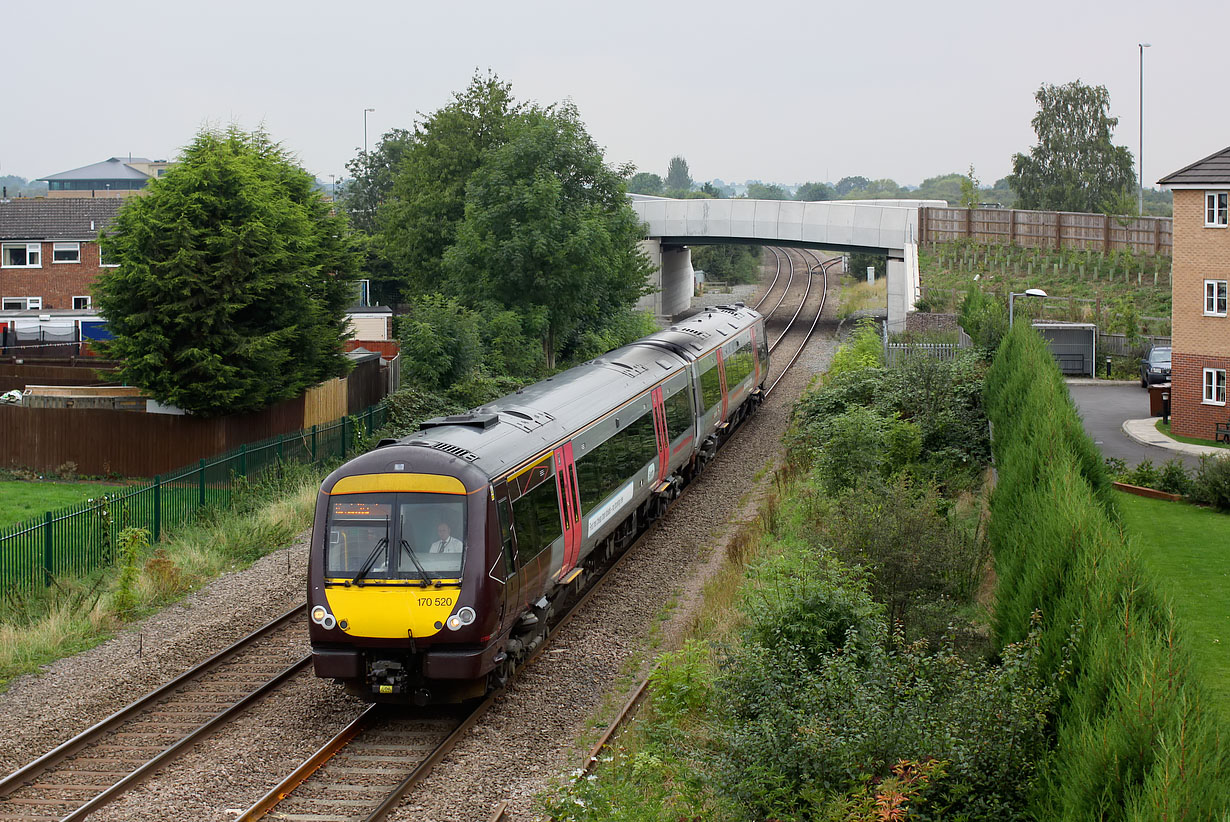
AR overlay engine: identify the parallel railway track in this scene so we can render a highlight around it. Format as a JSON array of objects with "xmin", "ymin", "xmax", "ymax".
[
  {"xmin": 0, "ymin": 250, "xmax": 836, "ymax": 822},
  {"xmin": 0, "ymin": 606, "xmax": 309, "ymax": 821},
  {"xmin": 245, "ymin": 245, "xmax": 837, "ymax": 822}
]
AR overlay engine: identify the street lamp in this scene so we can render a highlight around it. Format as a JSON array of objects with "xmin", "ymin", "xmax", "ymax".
[
  {"xmin": 1009, "ymin": 288, "xmax": 1048, "ymax": 328},
  {"xmin": 330, "ymin": 173, "xmax": 336, "ymax": 199},
  {"xmin": 363, "ymin": 107, "xmax": 375, "ymax": 156},
  {"xmin": 1139, "ymin": 42, "xmax": 1151, "ymax": 215}
]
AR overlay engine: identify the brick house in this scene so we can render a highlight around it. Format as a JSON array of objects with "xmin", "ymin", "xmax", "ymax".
[
  {"xmin": 1158, "ymin": 147, "xmax": 1230, "ymax": 440},
  {"xmin": 0, "ymin": 198, "xmax": 122, "ymax": 311}
]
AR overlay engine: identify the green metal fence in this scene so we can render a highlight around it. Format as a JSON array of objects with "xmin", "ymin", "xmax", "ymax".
[{"xmin": 0, "ymin": 403, "xmax": 387, "ymax": 596}]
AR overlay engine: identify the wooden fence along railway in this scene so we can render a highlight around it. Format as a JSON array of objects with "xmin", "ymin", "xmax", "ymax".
[{"xmin": 920, "ymin": 206, "xmax": 1172, "ymax": 256}]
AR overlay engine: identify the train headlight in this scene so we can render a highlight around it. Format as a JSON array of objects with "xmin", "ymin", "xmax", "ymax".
[
  {"xmin": 457, "ymin": 607, "xmax": 476, "ymax": 625},
  {"xmin": 311, "ymin": 606, "xmax": 328, "ymax": 624},
  {"xmin": 446, "ymin": 615, "xmax": 464, "ymax": 631}
]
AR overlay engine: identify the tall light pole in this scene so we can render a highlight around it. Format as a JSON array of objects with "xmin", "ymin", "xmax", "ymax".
[
  {"xmin": 363, "ymin": 107, "xmax": 375, "ymax": 156},
  {"xmin": 1009, "ymin": 288, "xmax": 1048, "ymax": 328},
  {"xmin": 1139, "ymin": 42, "xmax": 1151, "ymax": 216}
]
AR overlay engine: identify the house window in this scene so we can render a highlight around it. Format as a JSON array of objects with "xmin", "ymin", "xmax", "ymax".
[
  {"xmin": 1204, "ymin": 368, "xmax": 1228, "ymax": 405},
  {"xmin": 1205, "ymin": 192, "xmax": 1229, "ymax": 227},
  {"xmin": 52, "ymin": 242, "xmax": 81, "ymax": 263},
  {"xmin": 1, "ymin": 243, "xmax": 42, "ymax": 268},
  {"xmin": 99, "ymin": 245, "xmax": 119, "ymax": 267},
  {"xmin": 73, "ymin": 296, "xmax": 92, "ymax": 310},
  {"xmin": 2, "ymin": 297, "xmax": 40, "ymax": 310},
  {"xmin": 1206, "ymin": 280, "xmax": 1229, "ymax": 316}
]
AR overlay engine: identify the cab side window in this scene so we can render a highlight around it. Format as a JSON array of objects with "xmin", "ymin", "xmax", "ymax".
[{"xmin": 496, "ymin": 498, "xmax": 516, "ymax": 577}]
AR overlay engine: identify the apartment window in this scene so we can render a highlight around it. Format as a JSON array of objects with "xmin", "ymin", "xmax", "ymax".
[
  {"xmin": 1206, "ymin": 192, "xmax": 1229, "ymax": 227},
  {"xmin": 52, "ymin": 242, "xmax": 81, "ymax": 263},
  {"xmin": 1, "ymin": 243, "xmax": 41, "ymax": 268},
  {"xmin": 2, "ymin": 297, "xmax": 41, "ymax": 310},
  {"xmin": 73, "ymin": 295, "xmax": 92, "ymax": 310},
  {"xmin": 1206, "ymin": 280, "xmax": 1229, "ymax": 316},
  {"xmin": 1205, "ymin": 368, "xmax": 1228, "ymax": 405}
]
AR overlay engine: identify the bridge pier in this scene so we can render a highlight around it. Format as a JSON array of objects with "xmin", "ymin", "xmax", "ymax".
[{"xmin": 636, "ymin": 239, "xmax": 693, "ymax": 320}]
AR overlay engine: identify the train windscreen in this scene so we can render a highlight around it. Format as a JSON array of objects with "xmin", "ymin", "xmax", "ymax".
[{"xmin": 326, "ymin": 493, "xmax": 466, "ymax": 582}]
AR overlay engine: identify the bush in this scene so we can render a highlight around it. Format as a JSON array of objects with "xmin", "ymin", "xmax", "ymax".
[
  {"xmin": 805, "ymin": 406, "xmax": 921, "ymax": 494},
  {"xmin": 825, "ymin": 475, "xmax": 987, "ymax": 647},
  {"xmin": 397, "ymin": 293, "xmax": 482, "ymax": 390},
  {"xmin": 826, "ymin": 318, "xmax": 882, "ymax": 381},
  {"xmin": 1190, "ymin": 453, "xmax": 1230, "ymax": 511},
  {"xmin": 984, "ymin": 323, "xmax": 1229, "ymax": 818},
  {"xmin": 958, "ymin": 284, "xmax": 1008, "ymax": 353}
]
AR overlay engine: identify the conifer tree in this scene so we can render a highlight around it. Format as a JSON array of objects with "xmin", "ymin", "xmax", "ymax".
[{"xmin": 95, "ymin": 126, "xmax": 360, "ymax": 416}]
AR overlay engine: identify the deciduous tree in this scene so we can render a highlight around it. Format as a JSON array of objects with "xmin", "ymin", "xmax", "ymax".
[
  {"xmin": 627, "ymin": 171, "xmax": 664, "ymax": 195},
  {"xmin": 795, "ymin": 181, "xmax": 835, "ymax": 201},
  {"xmin": 1008, "ymin": 80, "xmax": 1135, "ymax": 213},
  {"xmin": 444, "ymin": 103, "xmax": 651, "ymax": 368},
  {"xmin": 95, "ymin": 126, "xmax": 359, "ymax": 416}
]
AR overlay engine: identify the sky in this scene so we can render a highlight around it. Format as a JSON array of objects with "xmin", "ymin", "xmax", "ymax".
[{"xmin": 3, "ymin": 0, "xmax": 1226, "ymax": 190}]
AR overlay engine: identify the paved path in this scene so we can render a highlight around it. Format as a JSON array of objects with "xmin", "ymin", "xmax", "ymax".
[{"xmin": 1067, "ymin": 381, "xmax": 1205, "ymax": 470}]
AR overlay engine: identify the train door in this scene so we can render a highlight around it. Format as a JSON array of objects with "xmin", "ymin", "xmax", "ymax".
[
  {"xmin": 492, "ymin": 481, "xmax": 521, "ymax": 629},
  {"xmin": 552, "ymin": 443, "xmax": 583, "ymax": 580},
  {"xmin": 650, "ymin": 386, "xmax": 669, "ymax": 481},
  {"xmin": 717, "ymin": 348, "xmax": 729, "ymax": 421}
]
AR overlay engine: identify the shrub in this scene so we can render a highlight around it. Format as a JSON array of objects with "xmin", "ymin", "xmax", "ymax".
[
  {"xmin": 826, "ymin": 318, "xmax": 882, "ymax": 381},
  {"xmin": 825, "ymin": 475, "xmax": 987, "ymax": 647},
  {"xmin": 1190, "ymin": 453, "xmax": 1230, "ymax": 511},
  {"xmin": 805, "ymin": 406, "xmax": 921, "ymax": 494},
  {"xmin": 397, "ymin": 293, "xmax": 483, "ymax": 390}
]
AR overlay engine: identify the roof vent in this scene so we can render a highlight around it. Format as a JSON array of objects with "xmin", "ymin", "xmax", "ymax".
[
  {"xmin": 419, "ymin": 412, "xmax": 499, "ymax": 431},
  {"xmin": 408, "ymin": 440, "xmax": 481, "ymax": 462}
]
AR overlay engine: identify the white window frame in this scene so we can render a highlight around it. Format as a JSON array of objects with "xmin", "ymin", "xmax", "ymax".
[
  {"xmin": 1205, "ymin": 191, "xmax": 1229, "ymax": 227},
  {"xmin": 1, "ymin": 296, "xmax": 41, "ymax": 311},
  {"xmin": 98, "ymin": 245, "xmax": 119, "ymax": 268},
  {"xmin": 72, "ymin": 295, "xmax": 92, "ymax": 310},
  {"xmin": 1, "ymin": 242, "xmax": 42, "ymax": 268},
  {"xmin": 1204, "ymin": 368, "xmax": 1228, "ymax": 406},
  {"xmin": 1205, "ymin": 279, "xmax": 1229, "ymax": 316},
  {"xmin": 1, "ymin": 297, "xmax": 26, "ymax": 311},
  {"xmin": 52, "ymin": 242, "xmax": 81, "ymax": 264}
]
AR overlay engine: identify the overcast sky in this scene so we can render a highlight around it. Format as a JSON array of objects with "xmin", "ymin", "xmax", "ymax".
[{"xmin": 4, "ymin": 0, "xmax": 1225, "ymax": 190}]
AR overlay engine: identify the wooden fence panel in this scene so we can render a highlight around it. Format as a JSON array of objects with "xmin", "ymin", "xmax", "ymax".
[
  {"xmin": 921, "ymin": 206, "xmax": 1172, "ymax": 255},
  {"xmin": 0, "ymin": 393, "xmax": 306, "ymax": 477},
  {"xmin": 303, "ymin": 378, "xmax": 346, "ymax": 429}
]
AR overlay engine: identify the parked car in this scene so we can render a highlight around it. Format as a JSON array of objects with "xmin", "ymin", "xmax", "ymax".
[{"xmin": 1140, "ymin": 346, "xmax": 1172, "ymax": 387}]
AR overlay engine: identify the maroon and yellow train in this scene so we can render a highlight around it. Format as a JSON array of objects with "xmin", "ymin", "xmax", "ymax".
[{"xmin": 308, "ymin": 304, "xmax": 768, "ymax": 703}]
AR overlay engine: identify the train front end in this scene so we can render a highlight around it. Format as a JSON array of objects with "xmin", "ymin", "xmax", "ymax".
[{"xmin": 307, "ymin": 446, "xmax": 502, "ymax": 704}]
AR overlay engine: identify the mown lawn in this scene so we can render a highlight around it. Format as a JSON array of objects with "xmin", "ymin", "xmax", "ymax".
[
  {"xmin": 0, "ymin": 481, "xmax": 123, "ymax": 529},
  {"xmin": 1117, "ymin": 492, "xmax": 1230, "ymax": 719}
]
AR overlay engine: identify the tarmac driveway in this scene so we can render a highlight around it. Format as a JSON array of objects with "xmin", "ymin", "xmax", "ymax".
[{"xmin": 1067, "ymin": 381, "xmax": 1203, "ymax": 471}]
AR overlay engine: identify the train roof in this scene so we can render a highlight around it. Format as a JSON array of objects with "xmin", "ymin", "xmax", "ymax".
[{"xmin": 384, "ymin": 304, "xmax": 763, "ymax": 479}]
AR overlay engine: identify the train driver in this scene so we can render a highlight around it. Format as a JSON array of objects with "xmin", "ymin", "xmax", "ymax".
[{"xmin": 428, "ymin": 521, "xmax": 464, "ymax": 553}]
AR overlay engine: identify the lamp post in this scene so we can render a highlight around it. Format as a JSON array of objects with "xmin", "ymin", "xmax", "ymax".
[
  {"xmin": 1009, "ymin": 288, "xmax": 1048, "ymax": 328},
  {"xmin": 330, "ymin": 173, "xmax": 336, "ymax": 199},
  {"xmin": 363, "ymin": 107, "xmax": 375, "ymax": 156},
  {"xmin": 1139, "ymin": 42, "xmax": 1151, "ymax": 215}
]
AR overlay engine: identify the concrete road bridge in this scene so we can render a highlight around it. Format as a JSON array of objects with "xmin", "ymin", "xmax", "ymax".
[{"xmin": 630, "ymin": 195, "xmax": 944, "ymax": 331}]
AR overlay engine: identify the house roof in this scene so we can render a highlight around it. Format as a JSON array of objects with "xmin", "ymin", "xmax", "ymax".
[
  {"xmin": 0, "ymin": 199, "xmax": 123, "ymax": 241},
  {"xmin": 38, "ymin": 157, "xmax": 152, "ymax": 183},
  {"xmin": 1157, "ymin": 145, "xmax": 1230, "ymax": 187}
]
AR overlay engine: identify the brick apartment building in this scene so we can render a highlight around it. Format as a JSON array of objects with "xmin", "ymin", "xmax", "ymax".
[
  {"xmin": 1159, "ymin": 147, "xmax": 1230, "ymax": 440},
  {"xmin": 0, "ymin": 198, "xmax": 122, "ymax": 311}
]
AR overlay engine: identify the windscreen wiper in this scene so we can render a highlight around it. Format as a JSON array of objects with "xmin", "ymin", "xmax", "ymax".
[
  {"xmin": 400, "ymin": 539, "xmax": 437, "ymax": 587},
  {"xmin": 351, "ymin": 536, "xmax": 389, "ymax": 586}
]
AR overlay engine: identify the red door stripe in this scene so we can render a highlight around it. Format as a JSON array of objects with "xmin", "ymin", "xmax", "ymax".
[
  {"xmin": 717, "ymin": 349, "xmax": 729, "ymax": 421},
  {"xmin": 651, "ymin": 386, "xmax": 668, "ymax": 480}
]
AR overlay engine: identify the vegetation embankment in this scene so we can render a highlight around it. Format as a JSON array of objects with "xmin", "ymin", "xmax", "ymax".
[
  {"xmin": 543, "ymin": 321, "xmax": 1229, "ymax": 820},
  {"xmin": 917, "ymin": 239, "xmax": 1172, "ymax": 333},
  {"xmin": 544, "ymin": 327, "xmax": 1044, "ymax": 819},
  {"xmin": 984, "ymin": 323, "xmax": 1227, "ymax": 816},
  {"xmin": 1116, "ymin": 493, "xmax": 1230, "ymax": 718}
]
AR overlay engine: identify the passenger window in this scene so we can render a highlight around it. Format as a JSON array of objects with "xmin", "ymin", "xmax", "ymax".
[
  {"xmin": 497, "ymin": 498, "xmax": 516, "ymax": 576},
  {"xmin": 512, "ymin": 479, "xmax": 562, "ymax": 565}
]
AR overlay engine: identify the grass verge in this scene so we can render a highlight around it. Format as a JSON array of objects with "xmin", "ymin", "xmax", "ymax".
[
  {"xmin": 0, "ymin": 467, "xmax": 321, "ymax": 691},
  {"xmin": 0, "ymin": 480, "xmax": 129, "ymax": 528},
  {"xmin": 1156, "ymin": 419, "xmax": 1230, "ymax": 449},
  {"xmin": 1116, "ymin": 491, "xmax": 1230, "ymax": 720}
]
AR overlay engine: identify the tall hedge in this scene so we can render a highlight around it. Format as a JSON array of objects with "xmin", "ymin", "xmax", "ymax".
[{"xmin": 985, "ymin": 324, "xmax": 1228, "ymax": 819}]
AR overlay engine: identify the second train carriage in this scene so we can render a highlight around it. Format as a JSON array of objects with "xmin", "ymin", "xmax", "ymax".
[{"xmin": 308, "ymin": 304, "xmax": 768, "ymax": 703}]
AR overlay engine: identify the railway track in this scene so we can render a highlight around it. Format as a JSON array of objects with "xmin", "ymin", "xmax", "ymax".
[
  {"xmin": 0, "ymin": 605, "xmax": 310, "ymax": 821},
  {"xmin": 243, "ymin": 246, "xmax": 838, "ymax": 822}
]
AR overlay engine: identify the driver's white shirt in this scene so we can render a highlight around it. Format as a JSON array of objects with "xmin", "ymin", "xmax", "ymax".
[{"xmin": 429, "ymin": 536, "xmax": 463, "ymax": 553}]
